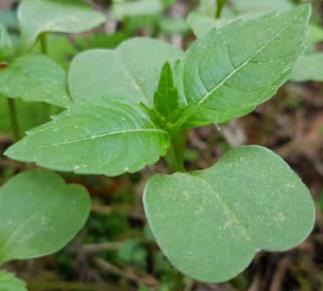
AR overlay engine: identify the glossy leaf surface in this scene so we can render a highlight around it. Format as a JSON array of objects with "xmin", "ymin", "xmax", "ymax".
[
  {"xmin": 6, "ymin": 102, "xmax": 170, "ymax": 176},
  {"xmin": 18, "ymin": 0, "xmax": 106, "ymax": 47},
  {"xmin": 0, "ymin": 170, "xmax": 90, "ymax": 263},
  {"xmin": 69, "ymin": 38, "xmax": 183, "ymax": 106},
  {"xmin": 144, "ymin": 146, "xmax": 315, "ymax": 282},
  {"xmin": 181, "ymin": 5, "xmax": 310, "ymax": 127},
  {"xmin": 0, "ymin": 54, "xmax": 71, "ymax": 107}
]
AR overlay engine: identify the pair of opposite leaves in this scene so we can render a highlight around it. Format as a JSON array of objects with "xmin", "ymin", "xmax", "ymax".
[{"xmin": 3, "ymin": 5, "xmax": 315, "ymax": 283}]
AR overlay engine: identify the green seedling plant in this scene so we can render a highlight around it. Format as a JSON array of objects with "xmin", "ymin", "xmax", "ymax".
[{"xmin": 0, "ymin": 1, "xmax": 316, "ymax": 287}]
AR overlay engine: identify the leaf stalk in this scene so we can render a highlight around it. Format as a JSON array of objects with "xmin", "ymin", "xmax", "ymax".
[
  {"xmin": 215, "ymin": 0, "xmax": 226, "ymax": 19},
  {"xmin": 167, "ymin": 127, "xmax": 186, "ymax": 173},
  {"xmin": 7, "ymin": 98, "xmax": 21, "ymax": 141}
]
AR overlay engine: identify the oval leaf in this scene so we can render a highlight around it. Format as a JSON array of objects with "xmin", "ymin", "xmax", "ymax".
[
  {"xmin": 0, "ymin": 54, "xmax": 71, "ymax": 107},
  {"xmin": 18, "ymin": 0, "xmax": 106, "ymax": 47},
  {"xmin": 5, "ymin": 102, "xmax": 170, "ymax": 176},
  {"xmin": 0, "ymin": 170, "xmax": 90, "ymax": 264},
  {"xmin": 182, "ymin": 5, "xmax": 310, "ymax": 127},
  {"xmin": 144, "ymin": 146, "xmax": 315, "ymax": 282},
  {"xmin": 0, "ymin": 272, "xmax": 27, "ymax": 291},
  {"xmin": 69, "ymin": 37, "xmax": 183, "ymax": 106}
]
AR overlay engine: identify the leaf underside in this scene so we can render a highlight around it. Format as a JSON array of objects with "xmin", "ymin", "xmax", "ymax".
[
  {"xmin": 5, "ymin": 102, "xmax": 170, "ymax": 176},
  {"xmin": 0, "ymin": 170, "xmax": 90, "ymax": 264},
  {"xmin": 144, "ymin": 146, "xmax": 315, "ymax": 282}
]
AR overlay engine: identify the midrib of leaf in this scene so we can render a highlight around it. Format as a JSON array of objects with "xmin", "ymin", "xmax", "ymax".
[
  {"xmin": 115, "ymin": 50, "xmax": 150, "ymax": 104},
  {"xmin": 196, "ymin": 12, "xmax": 303, "ymax": 107},
  {"xmin": 193, "ymin": 173, "xmax": 256, "ymax": 246},
  {"xmin": 10, "ymin": 128, "xmax": 167, "ymax": 153}
]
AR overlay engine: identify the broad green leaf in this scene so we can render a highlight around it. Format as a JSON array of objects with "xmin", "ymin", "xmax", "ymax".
[
  {"xmin": 144, "ymin": 146, "xmax": 315, "ymax": 282},
  {"xmin": 5, "ymin": 102, "xmax": 170, "ymax": 176},
  {"xmin": 0, "ymin": 54, "xmax": 71, "ymax": 107},
  {"xmin": 18, "ymin": 0, "xmax": 106, "ymax": 47},
  {"xmin": 154, "ymin": 62, "xmax": 181, "ymax": 122},
  {"xmin": 0, "ymin": 25, "xmax": 12, "ymax": 61},
  {"xmin": 181, "ymin": 5, "xmax": 310, "ymax": 128},
  {"xmin": 112, "ymin": 0, "xmax": 162, "ymax": 18},
  {"xmin": 69, "ymin": 38, "xmax": 183, "ymax": 106},
  {"xmin": 0, "ymin": 272, "xmax": 27, "ymax": 291},
  {"xmin": 290, "ymin": 53, "xmax": 323, "ymax": 82},
  {"xmin": 0, "ymin": 170, "xmax": 90, "ymax": 264}
]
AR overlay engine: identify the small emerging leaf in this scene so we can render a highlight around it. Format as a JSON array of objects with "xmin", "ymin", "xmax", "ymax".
[
  {"xmin": 144, "ymin": 146, "xmax": 315, "ymax": 282},
  {"xmin": 0, "ymin": 170, "xmax": 90, "ymax": 264},
  {"xmin": 0, "ymin": 54, "xmax": 72, "ymax": 107},
  {"xmin": 153, "ymin": 62, "xmax": 181, "ymax": 122},
  {"xmin": 69, "ymin": 37, "xmax": 183, "ymax": 107},
  {"xmin": 18, "ymin": 0, "xmax": 106, "ymax": 47},
  {"xmin": 181, "ymin": 5, "xmax": 311, "ymax": 128},
  {"xmin": 0, "ymin": 272, "xmax": 27, "ymax": 291},
  {"xmin": 5, "ymin": 102, "xmax": 170, "ymax": 176}
]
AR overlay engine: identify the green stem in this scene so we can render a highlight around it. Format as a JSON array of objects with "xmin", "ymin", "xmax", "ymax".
[
  {"xmin": 39, "ymin": 33, "xmax": 48, "ymax": 54},
  {"xmin": 167, "ymin": 128, "xmax": 186, "ymax": 173},
  {"xmin": 165, "ymin": 128, "xmax": 187, "ymax": 288},
  {"xmin": 39, "ymin": 33, "xmax": 51, "ymax": 118},
  {"xmin": 7, "ymin": 98, "xmax": 20, "ymax": 140},
  {"xmin": 215, "ymin": 0, "xmax": 226, "ymax": 19}
]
